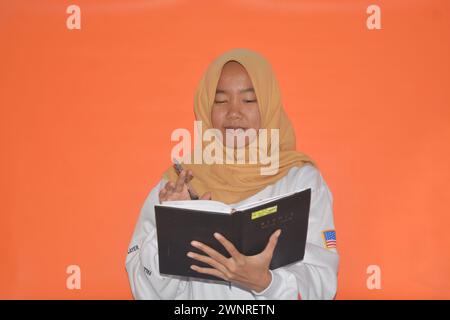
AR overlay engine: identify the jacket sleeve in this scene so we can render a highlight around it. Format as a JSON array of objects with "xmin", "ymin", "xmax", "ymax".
[
  {"xmin": 252, "ymin": 167, "xmax": 339, "ymax": 300},
  {"xmin": 125, "ymin": 178, "xmax": 189, "ymax": 300}
]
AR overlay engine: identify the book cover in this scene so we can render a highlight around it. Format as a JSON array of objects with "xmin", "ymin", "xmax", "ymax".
[{"xmin": 155, "ymin": 188, "xmax": 311, "ymax": 281}]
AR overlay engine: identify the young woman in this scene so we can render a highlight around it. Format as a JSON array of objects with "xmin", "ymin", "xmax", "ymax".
[{"xmin": 126, "ymin": 48, "xmax": 339, "ymax": 299}]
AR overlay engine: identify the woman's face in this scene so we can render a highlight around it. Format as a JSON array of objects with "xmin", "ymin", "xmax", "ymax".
[{"xmin": 211, "ymin": 61, "xmax": 261, "ymax": 148}]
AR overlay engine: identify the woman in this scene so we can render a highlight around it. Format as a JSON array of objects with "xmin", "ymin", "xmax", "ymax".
[{"xmin": 126, "ymin": 48, "xmax": 339, "ymax": 299}]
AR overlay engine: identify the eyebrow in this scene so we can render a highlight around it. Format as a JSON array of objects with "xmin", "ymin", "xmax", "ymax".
[{"xmin": 215, "ymin": 87, "xmax": 255, "ymax": 94}]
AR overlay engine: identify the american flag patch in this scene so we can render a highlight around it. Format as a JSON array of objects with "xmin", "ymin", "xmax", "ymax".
[{"xmin": 322, "ymin": 230, "xmax": 337, "ymax": 249}]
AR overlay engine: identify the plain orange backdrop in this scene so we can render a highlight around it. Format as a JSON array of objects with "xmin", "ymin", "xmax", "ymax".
[{"xmin": 1, "ymin": 0, "xmax": 449, "ymax": 299}]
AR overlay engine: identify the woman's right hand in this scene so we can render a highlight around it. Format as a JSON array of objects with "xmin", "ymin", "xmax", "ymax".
[{"xmin": 159, "ymin": 170, "xmax": 212, "ymax": 203}]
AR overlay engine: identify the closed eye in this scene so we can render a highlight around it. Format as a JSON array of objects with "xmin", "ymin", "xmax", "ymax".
[{"xmin": 244, "ymin": 100, "xmax": 257, "ymax": 103}]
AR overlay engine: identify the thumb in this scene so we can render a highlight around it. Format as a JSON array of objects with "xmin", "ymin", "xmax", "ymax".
[
  {"xmin": 263, "ymin": 229, "xmax": 282, "ymax": 257},
  {"xmin": 200, "ymin": 192, "xmax": 212, "ymax": 200}
]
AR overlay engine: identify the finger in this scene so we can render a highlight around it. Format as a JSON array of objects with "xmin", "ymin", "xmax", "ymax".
[
  {"xmin": 186, "ymin": 176, "xmax": 200, "ymax": 198},
  {"xmin": 190, "ymin": 265, "xmax": 230, "ymax": 281},
  {"xmin": 187, "ymin": 251, "xmax": 228, "ymax": 275},
  {"xmin": 191, "ymin": 241, "xmax": 229, "ymax": 266},
  {"xmin": 200, "ymin": 192, "xmax": 212, "ymax": 200},
  {"xmin": 159, "ymin": 188, "xmax": 167, "ymax": 202},
  {"xmin": 185, "ymin": 182, "xmax": 199, "ymax": 199},
  {"xmin": 214, "ymin": 233, "xmax": 241, "ymax": 260},
  {"xmin": 185, "ymin": 170, "xmax": 194, "ymax": 183},
  {"xmin": 164, "ymin": 181, "xmax": 175, "ymax": 193},
  {"xmin": 174, "ymin": 170, "xmax": 187, "ymax": 192},
  {"xmin": 263, "ymin": 229, "xmax": 282, "ymax": 257}
]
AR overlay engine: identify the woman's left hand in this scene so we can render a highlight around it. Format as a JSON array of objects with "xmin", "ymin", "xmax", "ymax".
[{"xmin": 187, "ymin": 229, "xmax": 282, "ymax": 293}]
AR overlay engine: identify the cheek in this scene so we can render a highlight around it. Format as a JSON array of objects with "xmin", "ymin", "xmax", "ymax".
[
  {"xmin": 211, "ymin": 107, "xmax": 227, "ymax": 128},
  {"xmin": 245, "ymin": 106, "xmax": 261, "ymax": 129}
]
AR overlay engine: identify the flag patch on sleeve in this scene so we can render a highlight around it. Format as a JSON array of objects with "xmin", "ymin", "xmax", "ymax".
[{"xmin": 322, "ymin": 230, "xmax": 337, "ymax": 249}]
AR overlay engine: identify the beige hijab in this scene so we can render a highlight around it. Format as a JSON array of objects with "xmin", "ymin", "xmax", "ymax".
[{"xmin": 163, "ymin": 48, "xmax": 316, "ymax": 204}]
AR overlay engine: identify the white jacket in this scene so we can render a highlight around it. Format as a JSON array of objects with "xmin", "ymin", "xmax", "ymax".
[{"xmin": 125, "ymin": 164, "xmax": 339, "ymax": 300}]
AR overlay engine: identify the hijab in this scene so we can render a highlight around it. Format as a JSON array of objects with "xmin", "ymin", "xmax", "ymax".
[{"xmin": 163, "ymin": 48, "xmax": 316, "ymax": 204}]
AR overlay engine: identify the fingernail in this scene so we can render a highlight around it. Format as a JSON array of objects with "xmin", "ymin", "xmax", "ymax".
[
  {"xmin": 191, "ymin": 241, "xmax": 199, "ymax": 247},
  {"xmin": 190, "ymin": 265, "xmax": 196, "ymax": 270},
  {"xmin": 214, "ymin": 232, "xmax": 220, "ymax": 239},
  {"xmin": 187, "ymin": 252, "xmax": 194, "ymax": 258}
]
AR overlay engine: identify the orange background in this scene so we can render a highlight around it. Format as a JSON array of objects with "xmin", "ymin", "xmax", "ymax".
[{"xmin": 1, "ymin": 0, "xmax": 449, "ymax": 299}]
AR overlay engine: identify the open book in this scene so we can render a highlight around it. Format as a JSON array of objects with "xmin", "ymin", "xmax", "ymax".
[{"xmin": 155, "ymin": 188, "xmax": 312, "ymax": 281}]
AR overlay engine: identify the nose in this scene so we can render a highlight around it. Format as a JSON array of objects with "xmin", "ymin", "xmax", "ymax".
[{"xmin": 226, "ymin": 98, "xmax": 242, "ymax": 120}]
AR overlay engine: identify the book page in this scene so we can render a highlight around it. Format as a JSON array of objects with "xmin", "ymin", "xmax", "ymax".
[
  {"xmin": 156, "ymin": 200, "xmax": 233, "ymax": 214},
  {"xmin": 156, "ymin": 187, "xmax": 310, "ymax": 214},
  {"xmin": 234, "ymin": 188, "xmax": 310, "ymax": 211}
]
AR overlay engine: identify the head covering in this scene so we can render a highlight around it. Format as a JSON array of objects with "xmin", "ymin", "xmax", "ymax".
[{"xmin": 163, "ymin": 48, "xmax": 317, "ymax": 204}]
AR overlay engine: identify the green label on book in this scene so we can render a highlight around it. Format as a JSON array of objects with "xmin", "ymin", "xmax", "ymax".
[{"xmin": 251, "ymin": 205, "xmax": 278, "ymax": 220}]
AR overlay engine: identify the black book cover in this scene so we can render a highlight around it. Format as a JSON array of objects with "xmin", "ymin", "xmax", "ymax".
[{"xmin": 155, "ymin": 188, "xmax": 311, "ymax": 281}]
